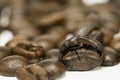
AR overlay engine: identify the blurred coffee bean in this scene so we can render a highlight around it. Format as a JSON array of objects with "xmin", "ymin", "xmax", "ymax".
[
  {"xmin": 101, "ymin": 28, "xmax": 114, "ymax": 46},
  {"xmin": 9, "ymin": 0, "xmax": 40, "ymax": 38},
  {"xmin": 12, "ymin": 42, "xmax": 45, "ymax": 64},
  {"xmin": 37, "ymin": 59, "xmax": 66, "ymax": 80},
  {"xmin": 0, "ymin": 47, "xmax": 10, "ymax": 60},
  {"xmin": 34, "ymin": 35, "xmax": 55, "ymax": 51},
  {"xmin": 102, "ymin": 47, "xmax": 119, "ymax": 66},
  {"xmin": 9, "ymin": 19, "xmax": 40, "ymax": 38},
  {"xmin": 6, "ymin": 35, "xmax": 28, "ymax": 49},
  {"xmin": 16, "ymin": 64, "xmax": 48, "ymax": 80},
  {"xmin": 60, "ymin": 37, "xmax": 104, "ymax": 71},
  {"xmin": 102, "ymin": 21, "xmax": 120, "ymax": 34},
  {"xmin": 75, "ymin": 22, "xmax": 103, "ymax": 43},
  {"xmin": 66, "ymin": 0, "xmax": 83, "ymax": 6},
  {"xmin": 92, "ymin": 4, "xmax": 120, "ymax": 34},
  {"xmin": 35, "ymin": 26, "xmax": 67, "ymax": 50},
  {"xmin": 0, "ymin": 0, "xmax": 8, "ymax": 7},
  {"xmin": 44, "ymin": 49, "xmax": 60, "ymax": 61},
  {"xmin": 0, "ymin": 55, "xmax": 28, "ymax": 76},
  {"xmin": 65, "ymin": 7, "xmax": 86, "ymax": 33},
  {"xmin": 86, "ymin": 12, "xmax": 100, "ymax": 24},
  {"xmin": 47, "ymin": 26, "xmax": 67, "ymax": 46},
  {"xmin": 34, "ymin": 11, "xmax": 65, "ymax": 27},
  {"xmin": 90, "ymin": 3, "xmax": 119, "ymax": 16},
  {"xmin": 27, "ymin": 0, "xmax": 65, "ymax": 14},
  {"xmin": 109, "ymin": 0, "xmax": 120, "ymax": 7},
  {"xmin": 110, "ymin": 33, "xmax": 120, "ymax": 57}
]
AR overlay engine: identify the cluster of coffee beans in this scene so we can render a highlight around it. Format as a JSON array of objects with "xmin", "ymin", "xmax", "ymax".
[{"xmin": 0, "ymin": 0, "xmax": 120, "ymax": 80}]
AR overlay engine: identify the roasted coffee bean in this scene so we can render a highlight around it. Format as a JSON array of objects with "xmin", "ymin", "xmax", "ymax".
[
  {"xmin": 101, "ymin": 28, "xmax": 114, "ymax": 46},
  {"xmin": 12, "ymin": 42, "xmax": 45, "ymax": 63},
  {"xmin": 86, "ymin": 12, "xmax": 100, "ymax": 24},
  {"xmin": 34, "ymin": 11, "xmax": 65, "ymax": 26},
  {"xmin": 9, "ymin": 0, "xmax": 40, "ymax": 38},
  {"xmin": 60, "ymin": 36, "xmax": 104, "ymax": 71},
  {"xmin": 110, "ymin": 33, "xmax": 120, "ymax": 57},
  {"xmin": 66, "ymin": 0, "xmax": 83, "ymax": 6},
  {"xmin": 16, "ymin": 64, "xmax": 48, "ymax": 80},
  {"xmin": 102, "ymin": 21, "xmax": 120, "ymax": 34},
  {"xmin": 65, "ymin": 7, "xmax": 86, "ymax": 33},
  {"xmin": 27, "ymin": 0, "xmax": 64, "ymax": 14},
  {"xmin": 0, "ymin": 47, "xmax": 10, "ymax": 60},
  {"xmin": 44, "ymin": 49, "xmax": 60, "ymax": 61},
  {"xmin": 75, "ymin": 22, "xmax": 104, "ymax": 43},
  {"xmin": 0, "ymin": 55, "xmax": 28, "ymax": 76},
  {"xmin": 34, "ymin": 35, "xmax": 55, "ymax": 51},
  {"xmin": 6, "ymin": 35, "xmax": 28, "ymax": 48},
  {"xmin": 47, "ymin": 26, "xmax": 67, "ymax": 47},
  {"xmin": 102, "ymin": 47, "xmax": 119, "ymax": 66},
  {"xmin": 37, "ymin": 59, "xmax": 66, "ymax": 80}
]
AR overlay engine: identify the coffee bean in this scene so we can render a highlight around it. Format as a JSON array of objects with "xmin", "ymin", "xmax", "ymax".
[
  {"xmin": 110, "ymin": 33, "xmax": 120, "ymax": 57},
  {"xmin": 60, "ymin": 36, "xmax": 104, "ymax": 71},
  {"xmin": 102, "ymin": 47, "xmax": 119, "ymax": 66},
  {"xmin": 0, "ymin": 55, "xmax": 28, "ymax": 76},
  {"xmin": 6, "ymin": 35, "xmax": 28, "ymax": 49},
  {"xmin": 44, "ymin": 49, "xmax": 60, "ymax": 61},
  {"xmin": 34, "ymin": 35, "xmax": 55, "ymax": 51},
  {"xmin": 0, "ymin": 47, "xmax": 10, "ymax": 60},
  {"xmin": 65, "ymin": 7, "xmax": 86, "ymax": 33},
  {"xmin": 37, "ymin": 59, "xmax": 66, "ymax": 80},
  {"xmin": 75, "ymin": 22, "xmax": 103, "ymax": 43},
  {"xmin": 12, "ymin": 42, "xmax": 45, "ymax": 64},
  {"xmin": 101, "ymin": 28, "xmax": 114, "ymax": 45},
  {"xmin": 16, "ymin": 64, "xmax": 48, "ymax": 80},
  {"xmin": 47, "ymin": 26, "xmax": 67, "ymax": 45}
]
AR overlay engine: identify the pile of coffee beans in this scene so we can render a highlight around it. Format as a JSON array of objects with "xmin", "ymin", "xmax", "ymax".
[{"xmin": 0, "ymin": 0, "xmax": 120, "ymax": 80}]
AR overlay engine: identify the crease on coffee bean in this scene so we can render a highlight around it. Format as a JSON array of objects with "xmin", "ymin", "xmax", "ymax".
[{"xmin": 25, "ymin": 66, "xmax": 38, "ymax": 80}]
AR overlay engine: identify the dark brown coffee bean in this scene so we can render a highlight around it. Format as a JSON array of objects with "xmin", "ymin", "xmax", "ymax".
[
  {"xmin": 75, "ymin": 22, "xmax": 103, "ymax": 43},
  {"xmin": 12, "ymin": 42, "xmax": 45, "ymax": 64},
  {"xmin": 0, "ymin": 47, "xmax": 10, "ymax": 60},
  {"xmin": 0, "ymin": 55, "xmax": 28, "ymax": 76},
  {"xmin": 102, "ymin": 47, "xmax": 119, "ymax": 66},
  {"xmin": 44, "ymin": 49, "xmax": 60, "ymax": 61},
  {"xmin": 16, "ymin": 64, "xmax": 48, "ymax": 80},
  {"xmin": 60, "ymin": 36, "xmax": 104, "ymax": 71},
  {"xmin": 37, "ymin": 59, "xmax": 66, "ymax": 80}
]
